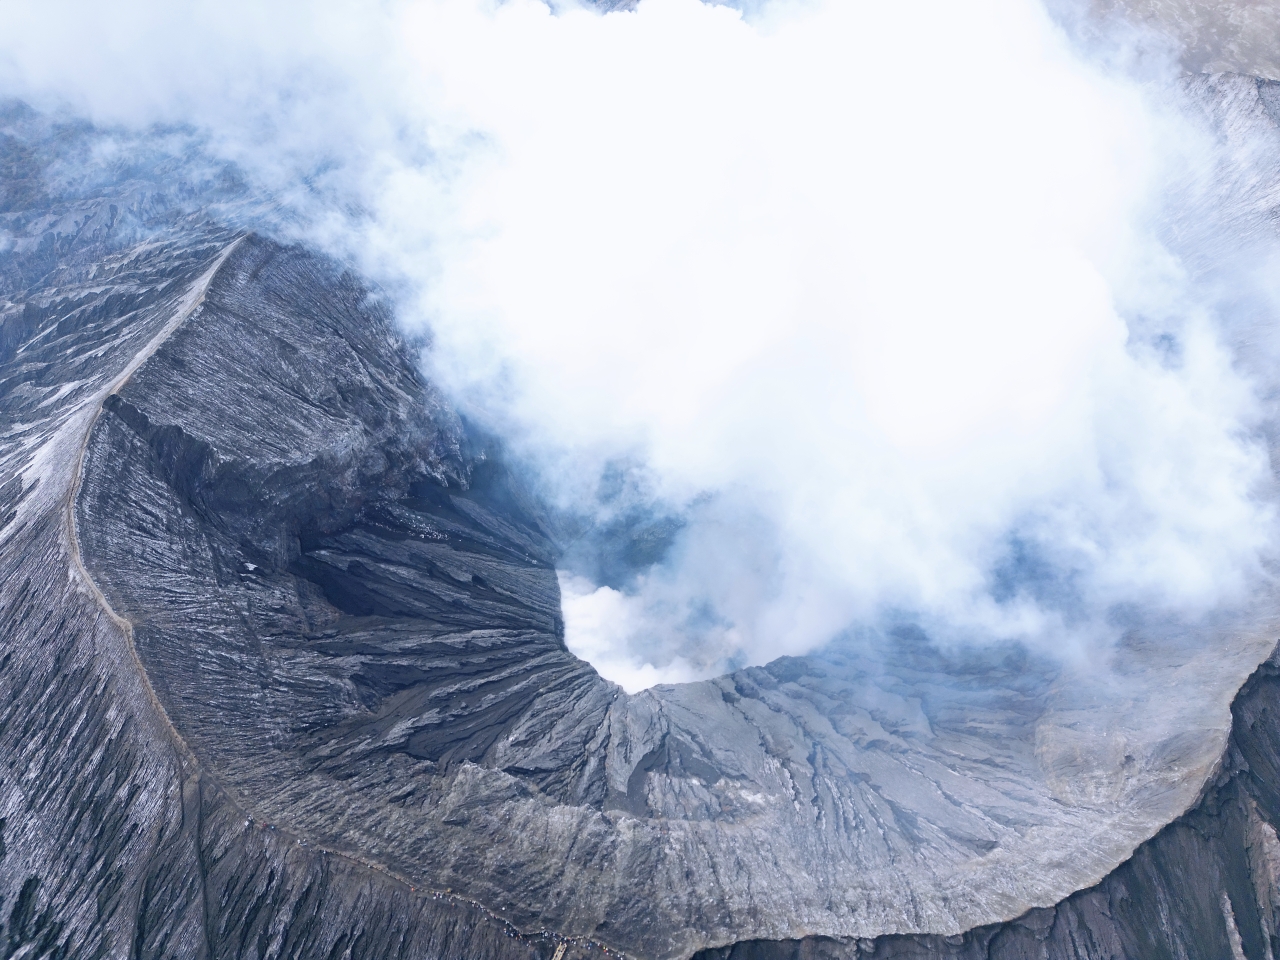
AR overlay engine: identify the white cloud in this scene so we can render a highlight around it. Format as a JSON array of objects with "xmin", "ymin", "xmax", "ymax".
[{"xmin": 4, "ymin": 0, "xmax": 1277, "ymax": 690}]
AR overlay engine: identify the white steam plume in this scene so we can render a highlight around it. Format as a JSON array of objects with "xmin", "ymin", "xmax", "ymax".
[{"xmin": 2, "ymin": 0, "xmax": 1277, "ymax": 691}]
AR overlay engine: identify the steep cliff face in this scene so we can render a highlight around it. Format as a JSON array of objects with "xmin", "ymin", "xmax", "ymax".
[{"xmin": 3, "ymin": 75, "xmax": 1280, "ymax": 960}]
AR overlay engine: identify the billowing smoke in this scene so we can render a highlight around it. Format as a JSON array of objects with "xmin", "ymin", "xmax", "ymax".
[{"xmin": 3, "ymin": 0, "xmax": 1278, "ymax": 691}]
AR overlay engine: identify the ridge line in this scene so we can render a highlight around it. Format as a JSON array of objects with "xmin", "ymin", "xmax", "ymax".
[{"xmin": 59, "ymin": 233, "xmax": 626, "ymax": 960}]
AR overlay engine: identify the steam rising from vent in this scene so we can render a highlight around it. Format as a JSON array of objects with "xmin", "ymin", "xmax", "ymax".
[{"xmin": 3, "ymin": 0, "xmax": 1279, "ymax": 691}]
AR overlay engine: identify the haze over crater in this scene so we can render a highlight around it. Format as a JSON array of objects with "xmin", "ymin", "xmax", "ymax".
[
  {"xmin": 5, "ymin": 0, "xmax": 1279, "ymax": 690},
  {"xmin": 4, "ymin": 2, "xmax": 1280, "ymax": 957}
]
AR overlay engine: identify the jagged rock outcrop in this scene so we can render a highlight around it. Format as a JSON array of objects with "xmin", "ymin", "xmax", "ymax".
[
  {"xmin": 0, "ymin": 108, "xmax": 560, "ymax": 960},
  {"xmin": 2, "ymin": 74, "xmax": 1280, "ymax": 960}
]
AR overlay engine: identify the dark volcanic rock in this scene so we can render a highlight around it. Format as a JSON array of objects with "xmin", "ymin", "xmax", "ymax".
[{"xmin": 0, "ymin": 114, "xmax": 563, "ymax": 960}]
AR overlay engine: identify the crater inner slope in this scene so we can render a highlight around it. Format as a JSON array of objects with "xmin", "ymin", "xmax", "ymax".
[{"xmin": 75, "ymin": 233, "xmax": 1280, "ymax": 960}]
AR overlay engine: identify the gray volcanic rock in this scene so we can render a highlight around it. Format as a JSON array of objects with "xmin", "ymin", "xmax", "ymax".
[
  {"xmin": 0, "ymin": 109, "xmax": 558, "ymax": 960},
  {"xmin": 3, "ymin": 76, "xmax": 1280, "ymax": 960},
  {"xmin": 694, "ymin": 645, "xmax": 1280, "ymax": 960}
]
